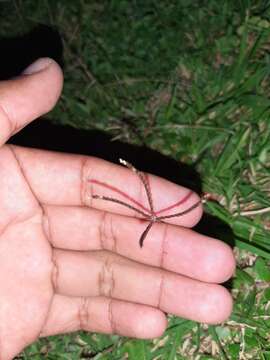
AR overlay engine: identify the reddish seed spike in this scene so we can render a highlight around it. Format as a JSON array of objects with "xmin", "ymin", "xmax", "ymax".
[
  {"xmin": 92, "ymin": 194, "xmax": 150, "ymax": 218},
  {"xmin": 90, "ymin": 178, "xmax": 152, "ymax": 214},
  {"xmin": 155, "ymin": 191, "xmax": 193, "ymax": 215},
  {"xmin": 139, "ymin": 221, "xmax": 154, "ymax": 247},
  {"xmin": 91, "ymin": 160, "xmax": 205, "ymax": 247},
  {"xmin": 141, "ymin": 173, "xmax": 154, "ymax": 213},
  {"xmin": 157, "ymin": 200, "xmax": 202, "ymax": 221},
  {"xmin": 119, "ymin": 158, "xmax": 154, "ymax": 213}
]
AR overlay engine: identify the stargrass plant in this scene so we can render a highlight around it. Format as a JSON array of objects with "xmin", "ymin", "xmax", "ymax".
[
  {"xmin": 90, "ymin": 158, "xmax": 205, "ymax": 247},
  {"xmin": 2, "ymin": 0, "xmax": 270, "ymax": 358}
]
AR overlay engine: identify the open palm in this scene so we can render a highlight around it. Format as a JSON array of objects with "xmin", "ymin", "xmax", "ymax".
[{"xmin": 0, "ymin": 59, "xmax": 235, "ymax": 360}]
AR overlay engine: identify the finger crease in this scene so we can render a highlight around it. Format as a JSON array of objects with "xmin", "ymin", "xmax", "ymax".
[
  {"xmin": 39, "ymin": 296, "xmax": 55, "ymax": 338},
  {"xmin": 109, "ymin": 216, "xmax": 117, "ymax": 253},
  {"xmin": 108, "ymin": 299, "xmax": 117, "ymax": 334},
  {"xmin": 98, "ymin": 257, "xmax": 115, "ymax": 298},
  {"xmin": 99, "ymin": 213, "xmax": 118, "ymax": 252},
  {"xmin": 157, "ymin": 272, "xmax": 165, "ymax": 309},
  {"xmin": 42, "ymin": 206, "xmax": 53, "ymax": 245},
  {"xmin": 160, "ymin": 223, "xmax": 168, "ymax": 268},
  {"xmin": 78, "ymin": 297, "xmax": 90, "ymax": 330},
  {"xmin": 80, "ymin": 156, "xmax": 92, "ymax": 207},
  {"xmin": 51, "ymin": 251, "xmax": 59, "ymax": 292},
  {"xmin": 8, "ymin": 145, "xmax": 40, "ymax": 206},
  {"xmin": 99, "ymin": 211, "xmax": 107, "ymax": 250}
]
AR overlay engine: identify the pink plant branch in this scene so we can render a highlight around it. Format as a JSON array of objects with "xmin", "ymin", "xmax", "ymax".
[
  {"xmin": 89, "ymin": 159, "xmax": 204, "ymax": 247},
  {"xmin": 89, "ymin": 179, "xmax": 152, "ymax": 214},
  {"xmin": 155, "ymin": 191, "xmax": 193, "ymax": 215},
  {"xmin": 88, "ymin": 179, "xmax": 193, "ymax": 215}
]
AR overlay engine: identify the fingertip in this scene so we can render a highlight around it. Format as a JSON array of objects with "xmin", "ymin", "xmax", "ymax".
[
  {"xmin": 45, "ymin": 58, "xmax": 64, "ymax": 102},
  {"xmin": 22, "ymin": 57, "xmax": 55, "ymax": 75},
  {"xmin": 203, "ymin": 242, "xmax": 236, "ymax": 283},
  {"xmin": 215, "ymin": 243, "xmax": 236, "ymax": 283},
  {"xmin": 187, "ymin": 195, "xmax": 204, "ymax": 227},
  {"xmin": 202, "ymin": 285, "xmax": 233, "ymax": 324},
  {"xmin": 114, "ymin": 301, "xmax": 168, "ymax": 339},
  {"xmin": 22, "ymin": 58, "xmax": 63, "ymax": 111},
  {"xmin": 174, "ymin": 192, "xmax": 204, "ymax": 228},
  {"xmin": 0, "ymin": 57, "xmax": 64, "ymax": 139},
  {"xmin": 134, "ymin": 308, "xmax": 168, "ymax": 339}
]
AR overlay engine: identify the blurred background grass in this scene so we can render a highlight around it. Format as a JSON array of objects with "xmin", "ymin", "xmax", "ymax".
[{"xmin": 1, "ymin": 0, "xmax": 270, "ymax": 358}]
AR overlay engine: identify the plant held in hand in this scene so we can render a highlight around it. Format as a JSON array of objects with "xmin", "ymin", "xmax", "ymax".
[{"xmin": 91, "ymin": 159, "xmax": 207, "ymax": 247}]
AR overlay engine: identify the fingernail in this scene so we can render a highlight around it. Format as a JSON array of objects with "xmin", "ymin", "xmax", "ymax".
[{"xmin": 22, "ymin": 57, "xmax": 53, "ymax": 75}]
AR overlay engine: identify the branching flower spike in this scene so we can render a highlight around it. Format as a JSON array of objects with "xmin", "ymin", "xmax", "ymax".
[{"xmin": 92, "ymin": 159, "xmax": 206, "ymax": 247}]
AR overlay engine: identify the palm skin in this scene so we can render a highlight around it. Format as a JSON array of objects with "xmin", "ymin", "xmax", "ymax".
[
  {"xmin": 0, "ymin": 58, "xmax": 63, "ymax": 359},
  {"xmin": 0, "ymin": 145, "xmax": 54, "ymax": 358},
  {"xmin": 0, "ymin": 59, "xmax": 236, "ymax": 360}
]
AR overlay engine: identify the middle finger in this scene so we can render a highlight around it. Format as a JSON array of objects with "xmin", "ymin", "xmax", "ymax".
[{"xmin": 44, "ymin": 205, "xmax": 235, "ymax": 283}]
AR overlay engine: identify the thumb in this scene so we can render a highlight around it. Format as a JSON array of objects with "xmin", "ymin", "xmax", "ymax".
[{"xmin": 0, "ymin": 57, "xmax": 63, "ymax": 146}]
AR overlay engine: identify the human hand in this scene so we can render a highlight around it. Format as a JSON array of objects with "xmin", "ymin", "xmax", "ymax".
[{"xmin": 0, "ymin": 58, "xmax": 235, "ymax": 360}]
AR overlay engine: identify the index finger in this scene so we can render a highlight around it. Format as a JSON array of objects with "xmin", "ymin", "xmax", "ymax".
[{"xmin": 9, "ymin": 146, "xmax": 203, "ymax": 227}]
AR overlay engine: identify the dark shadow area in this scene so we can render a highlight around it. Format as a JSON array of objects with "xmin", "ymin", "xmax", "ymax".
[
  {"xmin": 194, "ymin": 212, "xmax": 234, "ymax": 248},
  {"xmin": 0, "ymin": 24, "xmax": 63, "ymax": 79},
  {"xmin": 9, "ymin": 119, "xmax": 202, "ymax": 194}
]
